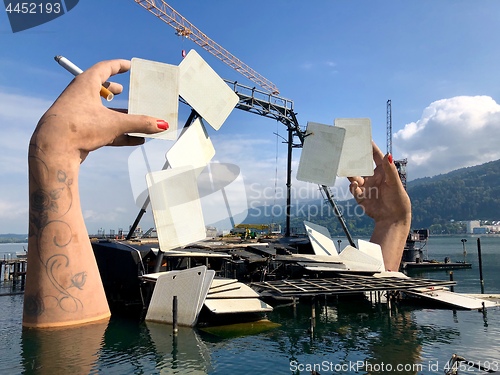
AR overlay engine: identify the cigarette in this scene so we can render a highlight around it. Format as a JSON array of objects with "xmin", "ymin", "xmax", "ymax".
[{"xmin": 54, "ymin": 55, "xmax": 114, "ymax": 101}]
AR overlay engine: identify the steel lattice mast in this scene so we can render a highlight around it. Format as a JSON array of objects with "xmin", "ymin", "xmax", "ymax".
[
  {"xmin": 386, "ymin": 99, "xmax": 392, "ymax": 155},
  {"xmin": 134, "ymin": 0, "xmax": 280, "ymax": 94}
]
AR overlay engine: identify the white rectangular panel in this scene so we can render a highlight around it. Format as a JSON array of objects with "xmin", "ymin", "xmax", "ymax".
[
  {"xmin": 296, "ymin": 122, "xmax": 345, "ymax": 186},
  {"xmin": 405, "ymin": 290, "xmax": 497, "ymax": 310},
  {"xmin": 303, "ymin": 221, "xmax": 340, "ymax": 258},
  {"xmin": 335, "ymin": 118, "xmax": 373, "ymax": 177},
  {"xmin": 206, "ymin": 281, "xmax": 260, "ymax": 299},
  {"xmin": 166, "ymin": 118, "xmax": 215, "ymax": 177},
  {"xmin": 339, "ymin": 245, "xmax": 383, "ymax": 272},
  {"xmin": 128, "ymin": 58, "xmax": 179, "ymax": 140},
  {"xmin": 145, "ymin": 266, "xmax": 207, "ymax": 326},
  {"xmin": 357, "ymin": 239, "xmax": 385, "ymax": 272},
  {"xmin": 147, "ymin": 167, "xmax": 206, "ymax": 251},
  {"xmin": 198, "ymin": 270, "xmax": 215, "ymax": 313},
  {"xmin": 179, "ymin": 50, "xmax": 239, "ymax": 130},
  {"xmin": 203, "ymin": 298, "xmax": 273, "ymax": 314}
]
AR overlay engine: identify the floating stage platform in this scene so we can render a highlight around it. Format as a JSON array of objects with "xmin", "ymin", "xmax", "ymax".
[
  {"xmin": 250, "ymin": 273, "xmax": 455, "ymax": 299},
  {"xmin": 88, "ymin": 234, "xmax": 497, "ymax": 323},
  {"xmin": 402, "ymin": 260, "xmax": 472, "ymax": 272}
]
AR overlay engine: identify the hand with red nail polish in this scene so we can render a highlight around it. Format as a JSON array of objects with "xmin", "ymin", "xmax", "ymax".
[
  {"xmin": 25, "ymin": 59, "xmax": 169, "ymax": 328},
  {"xmin": 347, "ymin": 141, "xmax": 411, "ymax": 271},
  {"xmin": 157, "ymin": 120, "xmax": 169, "ymax": 130}
]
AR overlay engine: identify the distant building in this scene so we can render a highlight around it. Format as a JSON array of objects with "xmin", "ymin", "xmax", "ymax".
[
  {"xmin": 473, "ymin": 227, "xmax": 488, "ymax": 234},
  {"xmin": 466, "ymin": 220, "xmax": 481, "ymax": 234},
  {"xmin": 206, "ymin": 226, "xmax": 218, "ymax": 238}
]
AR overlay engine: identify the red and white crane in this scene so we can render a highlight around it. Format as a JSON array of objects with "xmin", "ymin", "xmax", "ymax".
[{"xmin": 134, "ymin": 0, "xmax": 280, "ymax": 94}]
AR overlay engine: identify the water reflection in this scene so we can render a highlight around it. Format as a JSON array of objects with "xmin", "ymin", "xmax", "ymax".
[
  {"xmin": 146, "ymin": 322, "xmax": 212, "ymax": 374},
  {"xmin": 265, "ymin": 297, "xmax": 461, "ymax": 375},
  {"xmin": 20, "ymin": 317, "xmax": 213, "ymax": 374},
  {"xmin": 21, "ymin": 319, "xmax": 108, "ymax": 374}
]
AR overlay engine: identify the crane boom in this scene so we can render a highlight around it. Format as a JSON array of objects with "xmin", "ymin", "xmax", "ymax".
[{"xmin": 134, "ymin": 0, "xmax": 280, "ymax": 94}]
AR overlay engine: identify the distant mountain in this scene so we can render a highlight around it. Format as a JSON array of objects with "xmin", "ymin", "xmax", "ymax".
[
  {"xmin": 0, "ymin": 234, "xmax": 28, "ymax": 243},
  {"xmin": 407, "ymin": 159, "xmax": 500, "ymax": 229},
  {"xmin": 240, "ymin": 159, "xmax": 500, "ymax": 236},
  {"xmin": 4, "ymin": 160, "xmax": 500, "ymax": 239}
]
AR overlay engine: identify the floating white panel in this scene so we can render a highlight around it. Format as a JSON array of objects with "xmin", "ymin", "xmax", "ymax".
[
  {"xmin": 166, "ymin": 118, "xmax": 215, "ymax": 177},
  {"xmin": 145, "ymin": 266, "xmax": 208, "ymax": 326},
  {"xmin": 405, "ymin": 290, "xmax": 497, "ymax": 310},
  {"xmin": 339, "ymin": 246, "xmax": 383, "ymax": 272},
  {"xmin": 335, "ymin": 118, "xmax": 374, "ymax": 177},
  {"xmin": 198, "ymin": 270, "xmax": 215, "ymax": 313},
  {"xmin": 303, "ymin": 221, "xmax": 340, "ymax": 258},
  {"xmin": 357, "ymin": 239, "xmax": 385, "ymax": 272},
  {"xmin": 128, "ymin": 58, "xmax": 179, "ymax": 140},
  {"xmin": 206, "ymin": 281, "xmax": 260, "ymax": 299},
  {"xmin": 179, "ymin": 50, "xmax": 239, "ymax": 130},
  {"xmin": 146, "ymin": 167, "xmax": 206, "ymax": 251},
  {"xmin": 209, "ymin": 278, "xmax": 239, "ymax": 289},
  {"xmin": 203, "ymin": 298, "xmax": 273, "ymax": 314},
  {"xmin": 296, "ymin": 122, "xmax": 345, "ymax": 186},
  {"xmin": 299, "ymin": 263, "xmax": 347, "ymax": 272}
]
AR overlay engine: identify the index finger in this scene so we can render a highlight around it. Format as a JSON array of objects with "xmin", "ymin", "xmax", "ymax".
[
  {"xmin": 372, "ymin": 140, "xmax": 385, "ymax": 167},
  {"xmin": 83, "ymin": 59, "xmax": 131, "ymax": 86}
]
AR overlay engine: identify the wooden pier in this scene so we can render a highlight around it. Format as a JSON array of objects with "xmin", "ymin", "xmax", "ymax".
[{"xmin": 1, "ymin": 258, "xmax": 27, "ymax": 284}]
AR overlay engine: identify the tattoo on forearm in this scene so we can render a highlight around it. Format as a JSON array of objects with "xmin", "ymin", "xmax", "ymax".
[{"xmin": 25, "ymin": 133, "xmax": 87, "ymax": 318}]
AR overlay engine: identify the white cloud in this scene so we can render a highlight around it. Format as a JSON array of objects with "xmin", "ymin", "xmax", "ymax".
[
  {"xmin": 0, "ymin": 89, "xmax": 50, "ymax": 124},
  {"xmin": 0, "ymin": 89, "xmax": 51, "ymax": 175},
  {"xmin": 300, "ymin": 60, "xmax": 338, "ymax": 73},
  {"xmin": 394, "ymin": 96, "xmax": 500, "ymax": 179},
  {"xmin": 0, "ymin": 89, "xmax": 53, "ymax": 233}
]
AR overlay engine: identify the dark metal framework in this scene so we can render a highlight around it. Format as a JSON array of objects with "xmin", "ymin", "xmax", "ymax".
[
  {"xmin": 225, "ymin": 80, "xmax": 354, "ymax": 244},
  {"xmin": 251, "ymin": 274, "xmax": 455, "ymax": 298}
]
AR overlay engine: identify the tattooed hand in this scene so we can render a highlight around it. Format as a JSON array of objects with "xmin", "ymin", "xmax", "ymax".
[
  {"xmin": 348, "ymin": 142, "xmax": 411, "ymax": 272},
  {"xmin": 33, "ymin": 59, "xmax": 168, "ymax": 163},
  {"xmin": 24, "ymin": 59, "xmax": 168, "ymax": 328}
]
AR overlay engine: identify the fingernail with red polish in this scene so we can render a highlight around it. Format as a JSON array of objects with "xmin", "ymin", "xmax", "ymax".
[
  {"xmin": 388, "ymin": 154, "xmax": 393, "ymax": 164},
  {"xmin": 157, "ymin": 120, "xmax": 169, "ymax": 130}
]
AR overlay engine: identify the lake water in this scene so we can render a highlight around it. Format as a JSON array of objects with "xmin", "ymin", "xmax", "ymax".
[{"xmin": 1, "ymin": 237, "xmax": 499, "ymax": 374}]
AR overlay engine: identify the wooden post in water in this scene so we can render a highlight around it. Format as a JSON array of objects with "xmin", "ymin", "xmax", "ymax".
[
  {"xmin": 449, "ymin": 271, "xmax": 454, "ymax": 292},
  {"xmin": 311, "ymin": 297, "xmax": 316, "ymax": 328},
  {"xmin": 172, "ymin": 295, "xmax": 178, "ymax": 334},
  {"xmin": 477, "ymin": 238, "xmax": 484, "ymax": 294}
]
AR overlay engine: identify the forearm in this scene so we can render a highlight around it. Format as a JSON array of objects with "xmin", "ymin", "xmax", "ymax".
[
  {"xmin": 22, "ymin": 58, "xmax": 165, "ymax": 328},
  {"xmin": 24, "ymin": 141, "xmax": 110, "ymax": 328},
  {"xmin": 370, "ymin": 214, "xmax": 411, "ymax": 272}
]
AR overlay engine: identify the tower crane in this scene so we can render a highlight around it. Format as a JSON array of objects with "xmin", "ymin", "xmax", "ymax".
[
  {"xmin": 133, "ymin": 0, "xmax": 280, "ymax": 94},
  {"xmin": 386, "ymin": 99, "xmax": 392, "ymax": 155},
  {"xmin": 386, "ymin": 99, "xmax": 408, "ymax": 189}
]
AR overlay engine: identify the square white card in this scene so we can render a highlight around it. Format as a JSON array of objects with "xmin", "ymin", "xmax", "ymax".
[
  {"xmin": 166, "ymin": 117, "xmax": 215, "ymax": 177},
  {"xmin": 335, "ymin": 118, "xmax": 373, "ymax": 177},
  {"xmin": 179, "ymin": 50, "xmax": 239, "ymax": 130},
  {"xmin": 296, "ymin": 122, "xmax": 345, "ymax": 186},
  {"xmin": 146, "ymin": 167, "xmax": 206, "ymax": 251},
  {"xmin": 128, "ymin": 58, "xmax": 179, "ymax": 140}
]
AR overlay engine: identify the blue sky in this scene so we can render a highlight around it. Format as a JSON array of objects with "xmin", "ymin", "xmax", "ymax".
[{"xmin": 1, "ymin": 1, "xmax": 500, "ymax": 234}]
